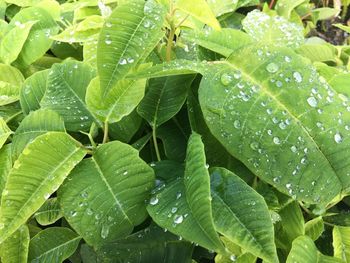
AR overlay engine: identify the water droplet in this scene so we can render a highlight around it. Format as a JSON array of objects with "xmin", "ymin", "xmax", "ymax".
[
  {"xmin": 70, "ymin": 211, "xmax": 77, "ymax": 217},
  {"xmin": 221, "ymin": 73, "xmax": 233, "ymax": 86},
  {"xmin": 176, "ymin": 192, "xmax": 182, "ymax": 199},
  {"xmin": 230, "ymin": 255, "xmax": 237, "ymax": 262},
  {"xmin": 101, "ymin": 225, "xmax": 109, "ymax": 239},
  {"xmin": 290, "ymin": 145, "xmax": 297, "ymax": 152},
  {"xmin": 334, "ymin": 132, "xmax": 343, "ymax": 143},
  {"xmin": 273, "ymin": 137, "xmax": 281, "ymax": 144},
  {"xmin": 171, "ymin": 207, "xmax": 177, "ymax": 213},
  {"xmin": 293, "ymin": 72, "xmax": 302, "ymax": 83},
  {"xmin": 266, "ymin": 62, "xmax": 279, "ymax": 73},
  {"xmin": 105, "ymin": 39, "xmax": 112, "ymax": 45},
  {"xmin": 173, "ymin": 214, "xmax": 183, "ymax": 224},
  {"xmin": 250, "ymin": 142, "xmax": 259, "ymax": 151},
  {"xmin": 307, "ymin": 97, "xmax": 317, "ymax": 107},
  {"xmin": 149, "ymin": 196, "xmax": 158, "ymax": 205},
  {"xmin": 233, "ymin": 120, "xmax": 241, "ymax": 129},
  {"xmin": 284, "ymin": 56, "xmax": 291, "ymax": 62}
]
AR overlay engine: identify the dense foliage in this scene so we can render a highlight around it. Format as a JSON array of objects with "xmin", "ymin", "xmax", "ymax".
[{"xmin": 1, "ymin": 0, "xmax": 350, "ymax": 262}]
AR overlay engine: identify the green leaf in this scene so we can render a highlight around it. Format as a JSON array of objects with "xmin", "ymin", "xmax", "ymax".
[
  {"xmin": 182, "ymin": 29, "xmax": 253, "ymax": 57},
  {"xmin": 0, "ymin": 21, "xmax": 37, "ymax": 65},
  {"xmin": 58, "ymin": 141, "xmax": 154, "ymax": 248},
  {"xmin": 86, "ymin": 74, "xmax": 147, "ymax": 123},
  {"xmin": 11, "ymin": 109, "xmax": 65, "ymax": 160},
  {"xmin": 305, "ymin": 216, "xmax": 324, "ymax": 241},
  {"xmin": 4, "ymin": 0, "xmax": 42, "ymax": 6},
  {"xmin": 147, "ymin": 133, "xmax": 225, "ymax": 253},
  {"xmin": 28, "ymin": 227, "xmax": 81, "ymax": 263},
  {"xmin": 34, "ymin": 198, "xmax": 62, "ymax": 226},
  {"xmin": 333, "ymin": 24, "xmax": 350, "ymax": 34},
  {"xmin": 0, "ymin": 225, "xmax": 29, "ymax": 263},
  {"xmin": 0, "ymin": 132, "xmax": 86, "ymax": 243},
  {"xmin": 296, "ymin": 43, "xmax": 337, "ymax": 63},
  {"xmin": 97, "ymin": 224, "xmax": 194, "ymax": 262},
  {"xmin": 242, "ymin": 10, "xmax": 304, "ymax": 48},
  {"xmin": 97, "ymin": 0, "xmax": 166, "ymax": 97},
  {"xmin": 207, "ymin": 0, "xmax": 258, "ymax": 16},
  {"xmin": 0, "ymin": 145, "xmax": 11, "ymax": 203},
  {"xmin": 210, "ymin": 167, "xmax": 277, "ymax": 262},
  {"xmin": 0, "ymin": 63, "xmax": 24, "ymax": 106},
  {"xmin": 176, "ymin": 0, "xmax": 221, "ymax": 31},
  {"xmin": 0, "ymin": 117, "xmax": 12, "ymax": 149},
  {"xmin": 333, "ymin": 226, "xmax": 350, "ymax": 262},
  {"xmin": 275, "ymin": 0, "xmax": 307, "ymax": 18},
  {"xmin": 137, "ymin": 75, "xmax": 195, "ymax": 128},
  {"xmin": 40, "ymin": 60, "xmax": 100, "ymax": 131},
  {"xmin": 20, "ymin": 69, "xmax": 48, "ymax": 115},
  {"xmin": 9, "ymin": 7, "xmax": 59, "ymax": 66},
  {"xmin": 108, "ymin": 110, "xmax": 142, "ymax": 143}
]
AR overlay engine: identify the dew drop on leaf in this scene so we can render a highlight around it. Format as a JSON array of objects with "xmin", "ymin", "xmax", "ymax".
[
  {"xmin": 307, "ymin": 97, "xmax": 318, "ymax": 107},
  {"xmin": 149, "ymin": 196, "xmax": 159, "ymax": 205},
  {"xmin": 334, "ymin": 132, "xmax": 343, "ymax": 144},
  {"xmin": 173, "ymin": 214, "xmax": 184, "ymax": 224},
  {"xmin": 273, "ymin": 137, "xmax": 281, "ymax": 144},
  {"xmin": 220, "ymin": 73, "xmax": 233, "ymax": 86},
  {"xmin": 101, "ymin": 225, "xmax": 109, "ymax": 239},
  {"xmin": 266, "ymin": 62, "xmax": 279, "ymax": 73},
  {"xmin": 233, "ymin": 120, "xmax": 241, "ymax": 129},
  {"xmin": 293, "ymin": 72, "xmax": 303, "ymax": 83}
]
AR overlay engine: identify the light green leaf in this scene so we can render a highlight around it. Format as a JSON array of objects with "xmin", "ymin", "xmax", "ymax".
[
  {"xmin": 11, "ymin": 109, "xmax": 65, "ymax": 160},
  {"xmin": 4, "ymin": 0, "xmax": 42, "ymax": 6},
  {"xmin": 97, "ymin": 224, "xmax": 194, "ymax": 263},
  {"xmin": 0, "ymin": 117, "xmax": 12, "ymax": 149},
  {"xmin": 242, "ymin": 10, "xmax": 304, "ymax": 48},
  {"xmin": 97, "ymin": 0, "xmax": 165, "ymax": 97},
  {"xmin": 176, "ymin": 0, "xmax": 221, "ymax": 30},
  {"xmin": 275, "ymin": 0, "xmax": 307, "ymax": 18},
  {"xmin": 0, "ymin": 145, "xmax": 11, "ymax": 203},
  {"xmin": 0, "ymin": 21, "xmax": 37, "ymax": 65},
  {"xmin": 210, "ymin": 167, "xmax": 277, "ymax": 262},
  {"xmin": 86, "ymin": 74, "xmax": 147, "ymax": 123},
  {"xmin": 58, "ymin": 141, "xmax": 154, "ymax": 248},
  {"xmin": 20, "ymin": 69, "xmax": 48, "ymax": 115},
  {"xmin": 40, "ymin": 61, "xmax": 100, "ymax": 131},
  {"xmin": 305, "ymin": 216, "xmax": 324, "ymax": 241},
  {"xmin": 83, "ymin": 33, "xmax": 98, "ymax": 67},
  {"xmin": 34, "ymin": 198, "xmax": 62, "ymax": 226},
  {"xmin": 312, "ymin": 8, "xmax": 340, "ymax": 21},
  {"xmin": 9, "ymin": 7, "xmax": 59, "ymax": 66},
  {"xmin": 137, "ymin": 75, "xmax": 195, "ymax": 128},
  {"xmin": 0, "ymin": 132, "xmax": 86, "ymax": 243},
  {"xmin": 28, "ymin": 227, "xmax": 81, "ymax": 262},
  {"xmin": 182, "ymin": 29, "xmax": 253, "ymax": 57},
  {"xmin": 108, "ymin": 110, "xmax": 142, "ymax": 143},
  {"xmin": 0, "ymin": 225, "xmax": 29, "ymax": 263},
  {"xmin": 147, "ymin": 133, "xmax": 225, "ymax": 253},
  {"xmin": 296, "ymin": 43, "xmax": 337, "ymax": 63},
  {"xmin": 333, "ymin": 226, "xmax": 350, "ymax": 262},
  {"xmin": 334, "ymin": 24, "xmax": 350, "ymax": 34},
  {"xmin": 207, "ymin": 0, "xmax": 258, "ymax": 17},
  {"xmin": 0, "ymin": 63, "xmax": 24, "ymax": 106}
]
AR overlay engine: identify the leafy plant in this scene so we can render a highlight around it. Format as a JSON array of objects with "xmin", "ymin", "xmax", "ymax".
[{"xmin": 1, "ymin": 0, "xmax": 350, "ymax": 262}]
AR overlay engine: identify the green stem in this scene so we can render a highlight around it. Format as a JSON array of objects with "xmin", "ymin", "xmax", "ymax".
[
  {"xmin": 152, "ymin": 127, "xmax": 161, "ymax": 161},
  {"xmin": 102, "ymin": 121, "xmax": 109, "ymax": 144},
  {"xmin": 166, "ymin": 26, "xmax": 175, "ymax": 62}
]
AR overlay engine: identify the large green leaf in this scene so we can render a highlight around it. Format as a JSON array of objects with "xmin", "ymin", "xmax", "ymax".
[
  {"xmin": 0, "ymin": 132, "xmax": 86, "ymax": 243},
  {"xmin": 333, "ymin": 226, "xmax": 350, "ymax": 262},
  {"xmin": 137, "ymin": 75, "xmax": 195, "ymax": 128},
  {"xmin": 0, "ymin": 64, "xmax": 24, "ymax": 106},
  {"xmin": 210, "ymin": 167, "xmax": 278, "ymax": 262},
  {"xmin": 9, "ymin": 7, "xmax": 59, "ymax": 66},
  {"xmin": 58, "ymin": 141, "xmax": 154, "ymax": 248},
  {"xmin": 147, "ymin": 133, "xmax": 225, "ymax": 254},
  {"xmin": 0, "ymin": 225, "xmax": 29, "ymax": 263},
  {"xmin": 11, "ymin": 109, "xmax": 65, "ymax": 160},
  {"xmin": 34, "ymin": 198, "xmax": 62, "ymax": 226},
  {"xmin": 20, "ymin": 69, "xmax": 48, "ymax": 115},
  {"xmin": 97, "ymin": 224, "xmax": 194, "ymax": 263},
  {"xmin": 40, "ymin": 61, "xmax": 100, "ymax": 131},
  {"xmin": 0, "ymin": 117, "xmax": 12, "ymax": 149},
  {"xmin": 28, "ymin": 227, "xmax": 81, "ymax": 263},
  {"xmin": 305, "ymin": 217, "xmax": 324, "ymax": 241},
  {"xmin": 97, "ymin": 0, "xmax": 165, "ymax": 97},
  {"xmin": 0, "ymin": 145, "xmax": 11, "ymax": 202}
]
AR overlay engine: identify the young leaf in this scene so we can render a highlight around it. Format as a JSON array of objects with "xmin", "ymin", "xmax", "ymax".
[
  {"xmin": 210, "ymin": 167, "xmax": 278, "ymax": 262},
  {"xmin": 147, "ymin": 133, "xmax": 225, "ymax": 254},
  {"xmin": 0, "ymin": 225, "xmax": 29, "ymax": 263},
  {"xmin": 0, "ymin": 132, "xmax": 86, "ymax": 243},
  {"xmin": 58, "ymin": 141, "xmax": 154, "ymax": 248},
  {"xmin": 97, "ymin": 225, "xmax": 194, "ymax": 262},
  {"xmin": 0, "ymin": 117, "xmax": 12, "ymax": 149},
  {"xmin": 40, "ymin": 61, "xmax": 100, "ymax": 131},
  {"xmin": 34, "ymin": 198, "xmax": 62, "ymax": 226},
  {"xmin": 11, "ymin": 109, "xmax": 65, "ymax": 160},
  {"xmin": 0, "ymin": 64, "xmax": 24, "ymax": 106},
  {"xmin": 305, "ymin": 217, "xmax": 324, "ymax": 241},
  {"xmin": 0, "ymin": 145, "xmax": 11, "ymax": 202},
  {"xmin": 97, "ymin": 0, "xmax": 166, "ymax": 97},
  {"xmin": 28, "ymin": 227, "xmax": 81, "ymax": 262}
]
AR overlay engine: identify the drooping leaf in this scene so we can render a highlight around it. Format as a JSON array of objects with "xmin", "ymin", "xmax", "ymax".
[
  {"xmin": 59, "ymin": 141, "xmax": 154, "ymax": 248},
  {"xmin": 0, "ymin": 132, "xmax": 86, "ymax": 243},
  {"xmin": 0, "ymin": 224, "xmax": 29, "ymax": 263},
  {"xmin": 137, "ymin": 75, "xmax": 195, "ymax": 128},
  {"xmin": 147, "ymin": 133, "xmax": 225, "ymax": 254},
  {"xmin": 97, "ymin": 0, "xmax": 166, "ymax": 97},
  {"xmin": 210, "ymin": 167, "xmax": 278, "ymax": 262},
  {"xmin": 11, "ymin": 109, "xmax": 65, "ymax": 160},
  {"xmin": 28, "ymin": 227, "xmax": 81, "ymax": 263},
  {"xmin": 97, "ymin": 224, "xmax": 194, "ymax": 263},
  {"xmin": 333, "ymin": 226, "xmax": 350, "ymax": 262},
  {"xmin": 40, "ymin": 61, "xmax": 100, "ymax": 131},
  {"xmin": 176, "ymin": 0, "xmax": 221, "ymax": 31},
  {"xmin": 0, "ymin": 117, "xmax": 12, "ymax": 149},
  {"xmin": 34, "ymin": 198, "xmax": 62, "ymax": 226},
  {"xmin": 242, "ymin": 10, "xmax": 304, "ymax": 48},
  {"xmin": 20, "ymin": 69, "xmax": 48, "ymax": 115}
]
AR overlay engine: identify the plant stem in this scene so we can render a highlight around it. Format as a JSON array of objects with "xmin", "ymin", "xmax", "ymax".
[
  {"xmin": 102, "ymin": 121, "xmax": 109, "ymax": 144},
  {"xmin": 152, "ymin": 127, "xmax": 161, "ymax": 161},
  {"xmin": 166, "ymin": 26, "xmax": 175, "ymax": 62}
]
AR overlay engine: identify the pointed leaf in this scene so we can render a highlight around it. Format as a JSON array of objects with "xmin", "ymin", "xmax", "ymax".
[
  {"xmin": 333, "ymin": 226, "xmax": 350, "ymax": 262},
  {"xmin": 28, "ymin": 227, "xmax": 81, "ymax": 262},
  {"xmin": 0, "ymin": 63, "xmax": 24, "ymax": 106},
  {"xmin": 210, "ymin": 167, "xmax": 278, "ymax": 262},
  {"xmin": 58, "ymin": 141, "xmax": 154, "ymax": 247},
  {"xmin": 0, "ymin": 132, "xmax": 86, "ymax": 243},
  {"xmin": 11, "ymin": 109, "xmax": 65, "ymax": 160},
  {"xmin": 305, "ymin": 217, "xmax": 324, "ymax": 241},
  {"xmin": 0, "ymin": 145, "xmax": 11, "ymax": 202},
  {"xmin": 147, "ymin": 133, "xmax": 225, "ymax": 253},
  {"xmin": 34, "ymin": 198, "xmax": 62, "ymax": 226},
  {"xmin": 0, "ymin": 118, "xmax": 12, "ymax": 149},
  {"xmin": 97, "ymin": 0, "xmax": 166, "ymax": 97},
  {"xmin": 0, "ymin": 225, "xmax": 29, "ymax": 263}
]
